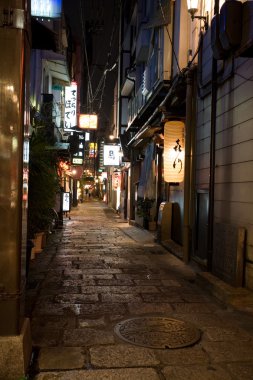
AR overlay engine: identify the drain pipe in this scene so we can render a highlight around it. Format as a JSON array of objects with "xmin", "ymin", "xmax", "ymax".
[
  {"xmin": 207, "ymin": 0, "xmax": 219, "ymax": 271},
  {"xmin": 183, "ymin": 65, "xmax": 197, "ymax": 263}
]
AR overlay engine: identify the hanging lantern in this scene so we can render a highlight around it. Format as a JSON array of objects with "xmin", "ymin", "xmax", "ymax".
[{"xmin": 164, "ymin": 121, "xmax": 185, "ymax": 183}]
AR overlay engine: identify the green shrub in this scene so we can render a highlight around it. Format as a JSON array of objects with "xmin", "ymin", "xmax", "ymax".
[{"xmin": 27, "ymin": 133, "xmax": 60, "ymax": 238}]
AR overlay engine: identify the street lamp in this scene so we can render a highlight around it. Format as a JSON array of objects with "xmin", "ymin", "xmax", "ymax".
[{"xmin": 187, "ymin": 0, "xmax": 209, "ymax": 30}]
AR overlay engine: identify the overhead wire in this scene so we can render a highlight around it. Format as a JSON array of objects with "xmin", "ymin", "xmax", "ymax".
[
  {"xmin": 97, "ymin": 0, "xmax": 119, "ymax": 111},
  {"xmin": 79, "ymin": 0, "xmax": 93, "ymax": 112}
]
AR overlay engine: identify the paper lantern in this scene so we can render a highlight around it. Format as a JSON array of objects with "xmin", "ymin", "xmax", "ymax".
[
  {"xmin": 164, "ymin": 121, "xmax": 185, "ymax": 183},
  {"xmin": 79, "ymin": 114, "xmax": 98, "ymax": 129}
]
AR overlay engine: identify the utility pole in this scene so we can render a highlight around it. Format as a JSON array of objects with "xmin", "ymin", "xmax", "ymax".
[{"xmin": 0, "ymin": 1, "xmax": 32, "ymax": 378}]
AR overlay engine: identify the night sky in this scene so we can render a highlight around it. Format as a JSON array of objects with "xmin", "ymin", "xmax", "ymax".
[{"xmin": 63, "ymin": 0, "xmax": 120, "ymax": 135}]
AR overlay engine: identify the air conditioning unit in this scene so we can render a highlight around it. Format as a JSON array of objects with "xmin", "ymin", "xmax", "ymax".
[
  {"xmin": 236, "ymin": 1, "xmax": 253, "ymax": 57},
  {"xmin": 211, "ymin": 14, "xmax": 229, "ymax": 60},
  {"xmin": 219, "ymin": 0, "xmax": 242, "ymax": 51}
]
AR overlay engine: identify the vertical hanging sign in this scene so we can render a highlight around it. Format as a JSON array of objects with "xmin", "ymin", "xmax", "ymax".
[
  {"xmin": 64, "ymin": 82, "xmax": 77, "ymax": 131},
  {"xmin": 164, "ymin": 121, "xmax": 185, "ymax": 183}
]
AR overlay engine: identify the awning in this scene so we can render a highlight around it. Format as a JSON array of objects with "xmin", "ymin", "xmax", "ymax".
[
  {"xmin": 46, "ymin": 60, "xmax": 70, "ymax": 85},
  {"xmin": 31, "ymin": 17, "xmax": 57, "ymax": 51},
  {"xmin": 144, "ymin": 3, "xmax": 171, "ymax": 29}
]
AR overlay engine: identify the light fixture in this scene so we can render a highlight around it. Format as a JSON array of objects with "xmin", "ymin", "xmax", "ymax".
[
  {"xmin": 164, "ymin": 121, "xmax": 185, "ymax": 184},
  {"xmin": 187, "ymin": 0, "xmax": 209, "ymax": 30}
]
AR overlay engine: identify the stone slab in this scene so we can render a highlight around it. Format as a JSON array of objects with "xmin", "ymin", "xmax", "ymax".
[
  {"xmin": 171, "ymin": 302, "xmax": 219, "ymax": 313},
  {"xmin": 162, "ymin": 365, "xmax": 232, "ymax": 380},
  {"xmin": 128, "ymin": 302, "xmax": 173, "ymax": 315},
  {"xmin": 35, "ymin": 367, "xmax": 160, "ymax": 380},
  {"xmin": 90, "ymin": 344, "xmax": 160, "ymax": 367},
  {"xmin": 63, "ymin": 328, "xmax": 115, "ymax": 346},
  {"xmin": 203, "ymin": 326, "xmax": 252, "ymax": 342},
  {"xmin": 55, "ymin": 294, "xmax": 99, "ymax": 303},
  {"xmin": 39, "ymin": 347, "xmax": 85, "ymax": 370},
  {"xmin": 202, "ymin": 341, "xmax": 253, "ymax": 362},
  {"xmin": 79, "ymin": 302, "xmax": 127, "ymax": 316},
  {"xmin": 81, "ymin": 285, "xmax": 159, "ymax": 294},
  {"xmin": 78, "ymin": 317, "xmax": 106, "ymax": 328},
  {"xmin": 154, "ymin": 346, "xmax": 209, "ymax": 365},
  {"xmin": 101, "ymin": 293, "xmax": 142, "ymax": 303}
]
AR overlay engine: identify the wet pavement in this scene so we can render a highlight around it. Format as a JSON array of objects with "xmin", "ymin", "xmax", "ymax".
[{"xmin": 25, "ymin": 199, "xmax": 253, "ymax": 379}]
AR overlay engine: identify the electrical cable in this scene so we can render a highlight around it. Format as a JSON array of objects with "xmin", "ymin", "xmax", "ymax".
[
  {"xmin": 79, "ymin": 0, "xmax": 94, "ymax": 112},
  {"xmin": 96, "ymin": 0, "xmax": 120, "ymax": 111}
]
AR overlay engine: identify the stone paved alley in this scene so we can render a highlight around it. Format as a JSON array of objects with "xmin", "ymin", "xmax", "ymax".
[{"xmin": 25, "ymin": 199, "xmax": 253, "ymax": 380}]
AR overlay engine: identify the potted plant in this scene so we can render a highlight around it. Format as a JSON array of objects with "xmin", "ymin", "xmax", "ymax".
[
  {"xmin": 136, "ymin": 197, "xmax": 156, "ymax": 230},
  {"xmin": 27, "ymin": 133, "xmax": 60, "ymax": 256}
]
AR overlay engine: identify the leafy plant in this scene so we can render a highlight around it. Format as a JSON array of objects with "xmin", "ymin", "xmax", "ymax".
[
  {"xmin": 27, "ymin": 133, "xmax": 60, "ymax": 238},
  {"xmin": 136, "ymin": 197, "xmax": 155, "ymax": 220}
]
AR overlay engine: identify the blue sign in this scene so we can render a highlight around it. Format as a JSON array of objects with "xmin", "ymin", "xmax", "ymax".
[{"xmin": 31, "ymin": 0, "xmax": 62, "ymax": 18}]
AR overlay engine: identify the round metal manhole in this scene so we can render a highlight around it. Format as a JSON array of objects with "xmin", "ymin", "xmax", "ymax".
[{"xmin": 114, "ymin": 316, "xmax": 201, "ymax": 349}]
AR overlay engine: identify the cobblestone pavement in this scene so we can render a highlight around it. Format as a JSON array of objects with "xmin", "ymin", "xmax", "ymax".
[{"xmin": 26, "ymin": 199, "xmax": 253, "ymax": 380}]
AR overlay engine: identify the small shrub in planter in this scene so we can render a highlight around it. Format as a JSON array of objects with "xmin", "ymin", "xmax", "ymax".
[{"xmin": 136, "ymin": 197, "xmax": 155, "ymax": 229}]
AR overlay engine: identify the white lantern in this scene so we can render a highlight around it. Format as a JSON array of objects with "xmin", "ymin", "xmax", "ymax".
[{"xmin": 164, "ymin": 121, "xmax": 185, "ymax": 183}]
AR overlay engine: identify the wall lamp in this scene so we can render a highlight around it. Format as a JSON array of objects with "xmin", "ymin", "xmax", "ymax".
[{"xmin": 187, "ymin": 0, "xmax": 209, "ymax": 30}]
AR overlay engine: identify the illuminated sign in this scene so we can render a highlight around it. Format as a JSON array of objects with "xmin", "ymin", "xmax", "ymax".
[
  {"xmin": 62, "ymin": 192, "xmax": 70, "ymax": 212},
  {"xmin": 79, "ymin": 114, "xmax": 98, "ymax": 129},
  {"xmin": 112, "ymin": 172, "xmax": 121, "ymax": 190},
  {"xmin": 89, "ymin": 143, "xmax": 98, "ymax": 158},
  {"xmin": 104, "ymin": 145, "xmax": 120, "ymax": 166},
  {"xmin": 23, "ymin": 139, "xmax": 29, "ymax": 163},
  {"xmin": 64, "ymin": 82, "xmax": 77, "ymax": 130},
  {"xmin": 31, "ymin": 0, "xmax": 62, "ymax": 18},
  {"xmin": 164, "ymin": 121, "xmax": 185, "ymax": 183},
  {"xmin": 72, "ymin": 157, "xmax": 83, "ymax": 165}
]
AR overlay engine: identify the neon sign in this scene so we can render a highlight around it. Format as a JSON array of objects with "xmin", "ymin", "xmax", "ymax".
[{"xmin": 31, "ymin": 0, "xmax": 62, "ymax": 18}]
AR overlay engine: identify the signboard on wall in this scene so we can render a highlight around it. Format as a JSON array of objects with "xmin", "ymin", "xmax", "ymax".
[
  {"xmin": 89, "ymin": 143, "xmax": 98, "ymax": 158},
  {"xmin": 72, "ymin": 157, "xmax": 83, "ymax": 165},
  {"xmin": 62, "ymin": 192, "xmax": 70, "ymax": 212},
  {"xmin": 31, "ymin": 0, "xmax": 62, "ymax": 18},
  {"xmin": 79, "ymin": 114, "xmax": 98, "ymax": 129},
  {"xmin": 104, "ymin": 145, "xmax": 120, "ymax": 166},
  {"xmin": 112, "ymin": 172, "xmax": 121, "ymax": 190},
  {"xmin": 64, "ymin": 82, "xmax": 77, "ymax": 130}
]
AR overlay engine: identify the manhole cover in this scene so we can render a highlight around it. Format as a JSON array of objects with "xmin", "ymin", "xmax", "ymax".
[{"xmin": 114, "ymin": 316, "xmax": 201, "ymax": 349}]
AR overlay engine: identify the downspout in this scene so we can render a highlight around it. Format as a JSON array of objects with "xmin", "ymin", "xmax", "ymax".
[
  {"xmin": 207, "ymin": 0, "xmax": 219, "ymax": 271},
  {"xmin": 183, "ymin": 65, "xmax": 197, "ymax": 263}
]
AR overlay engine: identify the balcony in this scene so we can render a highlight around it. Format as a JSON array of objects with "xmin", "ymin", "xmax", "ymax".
[{"xmin": 127, "ymin": 49, "xmax": 170, "ymax": 129}]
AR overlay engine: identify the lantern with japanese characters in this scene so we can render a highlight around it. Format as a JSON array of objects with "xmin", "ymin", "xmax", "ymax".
[{"xmin": 164, "ymin": 121, "xmax": 185, "ymax": 183}]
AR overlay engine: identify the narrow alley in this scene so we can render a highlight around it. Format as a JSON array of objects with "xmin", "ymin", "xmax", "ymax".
[{"xmin": 25, "ymin": 199, "xmax": 253, "ymax": 380}]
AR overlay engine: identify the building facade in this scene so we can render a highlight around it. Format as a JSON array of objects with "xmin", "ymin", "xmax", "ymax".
[{"xmin": 117, "ymin": 0, "xmax": 253, "ymax": 291}]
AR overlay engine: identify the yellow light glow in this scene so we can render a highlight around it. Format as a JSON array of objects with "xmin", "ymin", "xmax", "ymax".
[
  {"xmin": 164, "ymin": 121, "xmax": 185, "ymax": 183},
  {"xmin": 79, "ymin": 114, "xmax": 98, "ymax": 129}
]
